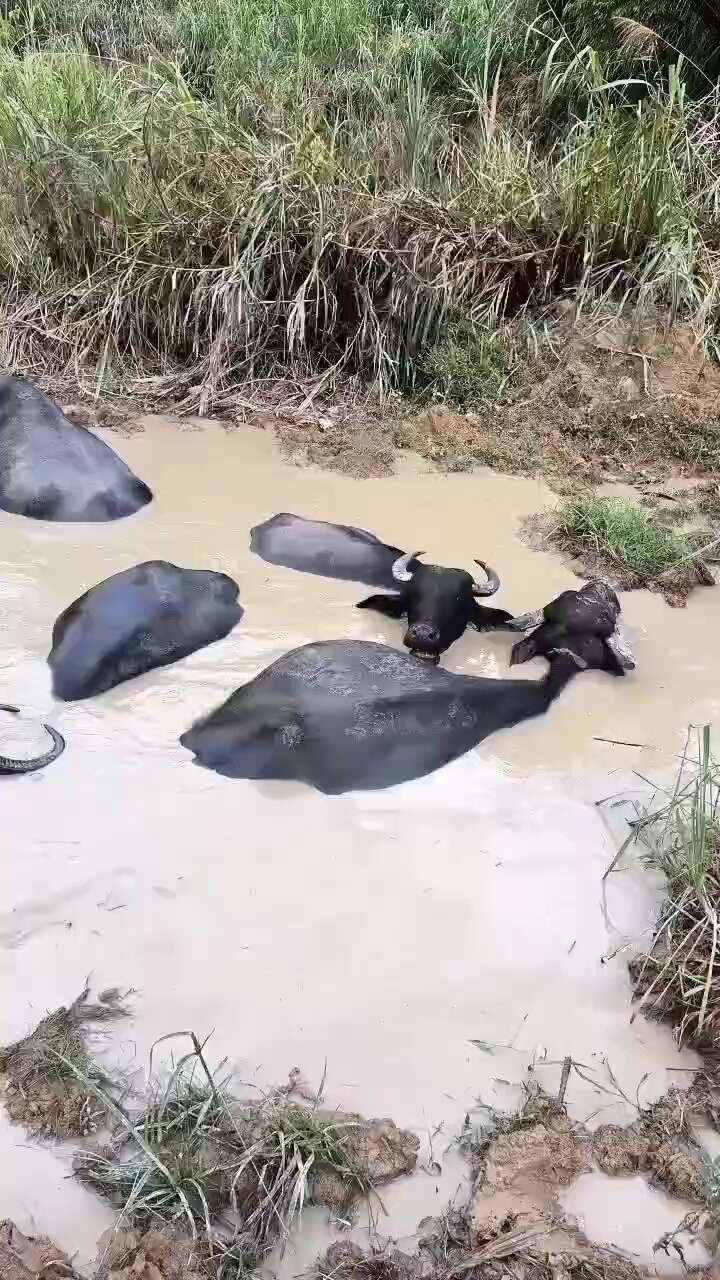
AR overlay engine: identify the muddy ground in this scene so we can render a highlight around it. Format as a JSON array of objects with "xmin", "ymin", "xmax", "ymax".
[
  {"xmin": 55, "ymin": 317, "xmax": 720, "ymax": 493},
  {"xmin": 2, "ymin": 1066, "xmax": 719, "ymax": 1280}
]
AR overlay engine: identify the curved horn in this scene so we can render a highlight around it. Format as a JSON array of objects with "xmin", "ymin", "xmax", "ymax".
[
  {"xmin": 0, "ymin": 723, "xmax": 65, "ymax": 775},
  {"xmin": 392, "ymin": 550, "xmax": 424, "ymax": 583},
  {"xmin": 472, "ymin": 559, "xmax": 500, "ymax": 597}
]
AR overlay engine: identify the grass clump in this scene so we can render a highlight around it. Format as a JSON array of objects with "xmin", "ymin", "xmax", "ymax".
[
  {"xmin": 556, "ymin": 496, "xmax": 689, "ymax": 579},
  {"xmin": 526, "ymin": 493, "xmax": 719, "ymax": 604},
  {"xmin": 0, "ymin": 984, "xmax": 129, "ymax": 1138},
  {"xmin": 625, "ymin": 725, "xmax": 720, "ymax": 1051},
  {"xmin": 75, "ymin": 1034, "xmax": 418, "ymax": 1262},
  {"xmin": 417, "ymin": 320, "xmax": 517, "ymax": 408}
]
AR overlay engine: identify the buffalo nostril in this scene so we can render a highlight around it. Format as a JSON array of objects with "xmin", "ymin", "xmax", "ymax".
[{"xmin": 404, "ymin": 624, "xmax": 440, "ymax": 651}]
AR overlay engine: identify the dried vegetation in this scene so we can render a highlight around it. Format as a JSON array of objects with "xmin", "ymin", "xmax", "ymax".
[
  {"xmin": 0, "ymin": 984, "xmax": 129, "ymax": 1139},
  {"xmin": 613, "ymin": 727, "xmax": 720, "ymax": 1051}
]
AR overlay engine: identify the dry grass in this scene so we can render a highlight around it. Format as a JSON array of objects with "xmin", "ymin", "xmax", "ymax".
[
  {"xmin": 0, "ymin": 985, "xmax": 129, "ymax": 1138},
  {"xmin": 74, "ymin": 1033, "xmax": 417, "ymax": 1264},
  {"xmin": 621, "ymin": 727, "xmax": 720, "ymax": 1051},
  {"xmin": 2, "ymin": 3, "xmax": 720, "ymax": 406}
]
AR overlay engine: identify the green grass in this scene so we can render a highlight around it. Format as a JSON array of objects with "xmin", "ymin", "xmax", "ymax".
[
  {"xmin": 621, "ymin": 726, "xmax": 720, "ymax": 1050},
  {"xmin": 75, "ymin": 1034, "xmax": 372, "ymax": 1257},
  {"xmin": 0, "ymin": 985, "xmax": 129, "ymax": 1138},
  {"xmin": 0, "ymin": 0, "xmax": 719, "ymax": 403},
  {"xmin": 555, "ymin": 496, "xmax": 690, "ymax": 579}
]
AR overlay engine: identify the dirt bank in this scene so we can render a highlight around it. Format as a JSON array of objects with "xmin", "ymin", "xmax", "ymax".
[{"xmin": 53, "ymin": 317, "xmax": 720, "ymax": 492}]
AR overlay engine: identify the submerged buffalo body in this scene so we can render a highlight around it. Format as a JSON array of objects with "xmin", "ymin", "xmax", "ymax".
[
  {"xmin": 180, "ymin": 639, "xmax": 585, "ymax": 794},
  {"xmin": 49, "ymin": 561, "xmax": 243, "ymax": 701},
  {"xmin": 0, "ymin": 377, "xmax": 152, "ymax": 521},
  {"xmin": 250, "ymin": 512, "xmax": 420, "ymax": 588}
]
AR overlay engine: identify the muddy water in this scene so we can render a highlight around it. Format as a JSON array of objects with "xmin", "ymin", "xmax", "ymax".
[
  {"xmin": 562, "ymin": 1173, "xmax": 711, "ymax": 1273},
  {"xmin": 2, "ymin": 419, "xmax": 719, "ymax": 1271}
]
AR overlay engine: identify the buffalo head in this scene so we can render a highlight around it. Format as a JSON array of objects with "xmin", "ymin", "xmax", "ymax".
[
  {"xmin": 507, "ymin": 579, "xmax": 635, "ymax": 676},
  {"xmin": 356, "ymin": 551, "xmax": 513, "ymax": 663}
]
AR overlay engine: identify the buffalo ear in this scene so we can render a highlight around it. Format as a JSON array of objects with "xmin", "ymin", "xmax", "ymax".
[
  {"xmin": 469, "ymin": 604, "xmax": 514, "ymax": 632},
  {"xmin": 509, "ymin": 634, "xmax": 539, "ymax": 666},
  {"xmin": 355, "ymin": 593, "xmax": 407, "ymax": 618}
]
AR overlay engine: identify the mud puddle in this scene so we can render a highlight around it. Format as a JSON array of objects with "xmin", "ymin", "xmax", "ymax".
[
  {"xmin": 2, "ymin": 418, "xmax": 719, "ymax": 1271},
  {"xmin": 561, "ymin": 1173, "xmax": 710, "ymax": 1272}
]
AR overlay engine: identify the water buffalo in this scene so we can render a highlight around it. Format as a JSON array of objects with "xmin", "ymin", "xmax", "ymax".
[
  {"xmin": 0, "ymin": 376, "xmax": 152, "ymax": 521},
  {"xmin": 251, "ymin": 512, "xmax": 512, "ymax": 660},
  {"xmin": 250, "ymin": 512, "xmax": 419, "ymax": 588},
  {"xmin": 356, "ymin": 550, "xmax": 512, "ymax": 662},
  {"xmin": 49, "ymin": 561, "xmax": 243, "ymax": 701},
  {"xmin": 0, "ymin": 704, "xmax": 65, "ymax": 774},
  {"xmin": 507, "ymin": 580, "xmax": 635, "ymax": 675},
  {"xmin": 180, "ymin": 634, "xmax": 611, "ymax": 795}
]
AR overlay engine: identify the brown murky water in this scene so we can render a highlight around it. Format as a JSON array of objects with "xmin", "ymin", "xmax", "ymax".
[{"xmin": 2, "ymin": 418, "xmax": 719, "ymax": 1271}]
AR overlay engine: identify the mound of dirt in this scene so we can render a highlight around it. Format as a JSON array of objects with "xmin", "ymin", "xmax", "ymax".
[
  {"xmin": 317, "ymin": 1214, "xmax": 647, "ymax": 1280},
  {"xmin": 461, "ymin": 1073, "xmax": 709, "ymax": 1265},
  {"xmin": 0, "ymin": 1220, "xmax": 79, "ymax": 1280},
  {"xmin": 480, "ymin": 1117, "xmax": 591, "ymax": 1191},
  {"xmin": 0, "ymin": 987, "xmax": 129, "ymax": 1140},
  {"xmin": 2, "ymin": 1083, "xmax": 104, "ymax": 1142},
  {"xmin": 322, "ymin": 1241, "xmax": 424, "ymax": 1280},
  {"xmin": 94, "ymin": 1228, "xmax": 206, "ymax": 1280},
  {"xmin": 470, "ymin": 1105, "xmax": 592, "ymax": 1245},
  {"xmin": 0, "ymin": 986, "xmax": 129, "ymax": 1139},
  {"xmin": 592, "ymin": 1120, "xmax": 705, "ymax": 1202},
  {"xmin": 309, "ymin": 1113, "xmax": 419, "ymax": 1214}
]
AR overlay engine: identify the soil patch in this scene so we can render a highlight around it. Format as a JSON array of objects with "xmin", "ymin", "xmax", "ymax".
[
  {"xmin": 40, "ymin": 317, "xmax": 720, "ymax": 491},
  {"xmin": 94, "ymin": 1227, "xmax": 206, "ymax": 1280},
  {"xmin": 0, "ymin": 986, "xmax": 129, "ymax": 1139},
  {"xmin": 0, "ymin": 1221, "xmax": 79, "ymax": 1280},
  {"xmin": 464, "ymin": 1072, "xmax": 708, "ymax": 1235},
  {"xmin": 317, "ymin": 1208, "xmax": 646, "ymax": 1280},
  {"xmin": 318, "ymin": 1073, "xmax": 715, "ymax": 1280},
  {"xmin": 395, "ymin": 321, "xmax": 720, "ymax": 489},
  {"xmin": 276, "ymin": 413, "xmax": 396, "ymax": 478},
  {"xmin": 592, "ymin": 1087, "xmax": 707, "ymax": 1203}
]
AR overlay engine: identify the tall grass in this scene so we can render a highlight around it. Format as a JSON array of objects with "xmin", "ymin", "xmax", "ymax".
[
  {"xmin": 0, "ymin": 0, "xmax": 720, "ymax": 402},
  {"xmin": 626, "ymin": 726, "xmax": 720, "ymax": 1050}
]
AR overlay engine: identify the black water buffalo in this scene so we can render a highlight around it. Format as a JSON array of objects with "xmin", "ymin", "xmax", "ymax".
[
  {"xmin": 356, "ymin": 550, "xmax": 512, "ymax": 662},
  {"xmin": 49, "ymin": 561, "xmax": 243, "ymax": 701},
  {"xmin": 0, "ymin": 704, "xmax": 65, "ymax": 774},
  {"xmin": 0, "ymin": 376, "xmax": 152, "ymax": 521},
  {"xmin": 180, "ymin": 634, "xmax": 614, "ymax": 795},
  {"xmin": 250, "ymin": 512, "xmax": 512, "ymax": 661},
  {"xmin": 250, "ymin": 512, "xmax": 419, "ymax": 588},
  {"xmin": 507, "ymin": 580, "xmax": 635, "ymax": 675}
]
